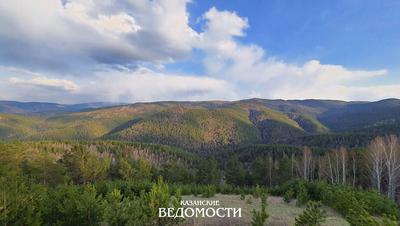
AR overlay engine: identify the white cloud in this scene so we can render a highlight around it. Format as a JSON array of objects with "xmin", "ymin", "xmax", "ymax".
[
  {"xmin": 65, "ymin": 2, "xmax": 141, "ymax": 34},
  {"xmin": 0, "ymin": 1, "xmax": 398, "ymax": 103},
  {"xmin": 8, "ymin": 77, "xmax": 79, "ymax": 91},
  {"xmin": 81, "ymin": 68, "xmax": 235, "ymax": 103},
  {"xmin": 0, "ymin": 0, "xmax": 198, "ymax": 72},
  {"xmin": 202, "ymin": 7, "xmax": 248, "ymax": 39},
  {"xmin": 0, "ymin": 67, "xmax": 234, "ymax": 104}
]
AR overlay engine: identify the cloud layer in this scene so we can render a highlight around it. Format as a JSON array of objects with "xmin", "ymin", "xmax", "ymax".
[{"xmin": 0, "ymin": 0, "xmax": 398, "ymax": 103}]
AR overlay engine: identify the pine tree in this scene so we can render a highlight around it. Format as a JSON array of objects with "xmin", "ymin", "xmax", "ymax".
[
  {"xmin": 251, "ymin": 192, "xmax": 269, "ymax": 226},
  {"xmin": 196, "ymin": 157, "xmax": 220, "ymax": 184},
  {"xmin": 283, "ymin": 188, "xmax": 294, "ymax": 203},
  {"xmin": 346, "ymin": 207, "xmax": 379, "ymax": 226},
  {"xmin": 225, "ymin": 155, "xmax": 245, "ymax": 185},
  {"xmin": 295, "ymin": 201, "xmax": 327, "ymax": 226},
  {"xmin": 296, "ymin": 183, "xmax": 309, "ymax": 206}
]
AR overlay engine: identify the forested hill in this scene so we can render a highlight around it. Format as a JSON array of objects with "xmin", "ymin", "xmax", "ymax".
[{"xmin": 1, "ymin": 98, "xmax": 400, "ymax": 151}]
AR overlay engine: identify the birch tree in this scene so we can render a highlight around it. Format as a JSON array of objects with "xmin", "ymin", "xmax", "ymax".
[
  {"xmin": 301, "ymin": 147, "xmax": 312, "ymax": 181},
  {"xmin": 339, "ymin": 147, "xmax": 347, "ymax": 185},
  {"xmin": 366, "ymin": 137, "xmax": 385, "ymax": 193},
  {"xmin": 382, "ymin": 135, "xmax": 400, "ymax": 199}
]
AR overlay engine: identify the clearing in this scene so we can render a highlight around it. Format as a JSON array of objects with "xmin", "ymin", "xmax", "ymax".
[{"xmin": 180, "ymin": 194, "xmax": 349, "ymax": 226}]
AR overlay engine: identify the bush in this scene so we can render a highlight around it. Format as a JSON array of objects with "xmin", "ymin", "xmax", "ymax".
[
  {"xmin": 295, "ymin": 201, "xmax": 326, "ymax": 226},
  {"xmin": 346, "ymin": 207, "xmax": 379, "ymax": 226},
  {"xmin": 202, "ymin": 185, "xmax": 216, "ymax": 198},
  {"xmin": 279, "ymin": 181, "xmax": 400, "ymax": 220},
  {"xmin": 296, "ymin": 183, "xmax": 309, "ymax": 206},
  {"xmin": 246, "ymin": 196, "xmax": 253, "ymax": 204},
  {"xmin": 251, "ymin": 192, "xmax": 269, "ymax": 226},
  {"xmin": 240, "ymin": 192, "xmax": 246, "ymax": 200},
  {"xmin": 283, "ymin": 188, "xmax": 294, "ymax": 203},
  {"xmin": 43, "ymin": 185, "xmax": 104, "ymax": 226},
  {"xmin": 253, "ymin": 184, "xmax": 263, "ymax": 198},
  {"xmin": 382, "ymin": 215, "xmax": 399, "ymax": 226}
]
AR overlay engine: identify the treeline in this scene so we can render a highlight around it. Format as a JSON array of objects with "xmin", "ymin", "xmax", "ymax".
[
  {"xmin": 217, "ymin": 135, "xmax": 400, "ymax": 204},
  {"xmin": 0, "ymin": 141, "xmax": 205, "ymax": 186}
]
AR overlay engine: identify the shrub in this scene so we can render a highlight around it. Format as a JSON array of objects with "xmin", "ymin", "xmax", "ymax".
[
  {"xmin": 202, "ymin": 185, "xmax": 216, "ymax": 198},
  {"xmin": 251, "ymin": 192, "xmax": 269, "ymax": 226},
  {"xmin": 253, "ymin": 184, "xmax": 263, "ymax": 198},
  {"xmin": 382, "ymin": 215, "xmax": 399, "ymax": 226},
  {"xmin": 296, "ymin": 183, "xmax": 309, "ymax": 206},
  {"xmin": 346, "ymin": 207, "xmax": 379, "ymax": 226},
  {"xmin": 283, "ymin": 188, "xmax": 294, "ymax": 203},
  {"xmin": 246, "ymin": 196, "xmax": 253, "ymax": 204},
  {"xmin": 295, "ymin": 201, "xmax": 326, "ymax": 226},
  {"xmin": 240, "ymin": 192, "xmax": 246, "ymax": 200}
]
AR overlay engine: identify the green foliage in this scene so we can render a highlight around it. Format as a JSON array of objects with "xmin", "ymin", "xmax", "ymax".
[
  {"xmin": 161, "ymin": 161, "xmax": 194, "ymax": 184},
  {"xmin": 0, "ymin": 173, "xmax": 46, "ymax": 226},
  {"xmin": 196, "ymin": 157, "xmax": 220, "ymax": 184},
  {"xmin": 101, "ymin": 189, "xmax": 137, "ymax": 226},
  {"xmin": 146, "ymin": 176, "xmax": 182, "ymax": 226},
  {"xmin": 381, "ymin": 215, "xmax": 399, "ymax": 226},
  {"xmin": 240, "ymin": 192, "xmax": 246, "ymax": 200},
  {"xmin": 283, "ymin": 188, "xmax": 294, "ymax": 203},
  {"xmin": 134, "ymin": 158, "xmax": 152, "ymax": 181},
  {"xmin": 251, "ymin": 192, "xmax": 269, "ymax": 226},
  {"xmin": 279, "ymin": 181, "xmax": 400, "ymax": 224},
  {"xmin": 116, "ymin": 157, "xmax": 135, "ymax": 180},
  {"xmin": 44, "ymin": 185, "xmax": 104, "ymax": 226},
  {"xmin": 295, "ymin": 201, "xmax": 326, "ymax": 226},
  {"xmin": 202, "ymin": 185, "xmax": 216, "ymax": 198},
  {"xmin": 62, "ymin": 146, "xmax": 111, "ymax": 184},
  {"xmin": 2, "ymin": 134, "xmax": 400, "ymax": 226},
  {"xmin": 346, "ymin": 207, "xmax": 379, "ymax": 226},
  {"xmin": 277, "ymin": 154, "xmax": 292, "ymax": 184},
  {"xmin": 321, "ymin": 185, "xmax": 399, "ymax": 219},
  {"xmin": 16, "ymin": 149, "xmax": 68, "ymax": 187},
  {"xmin": 225, "ymin": 155, "xmax": 246, "ymax": 185},
  {"xmin": 296, "ymin": 183, "xmax": 309, "ymax": 206},
  {"xmin": 253, "ymin": 184, "xmax": 264, "ymax": 198}
]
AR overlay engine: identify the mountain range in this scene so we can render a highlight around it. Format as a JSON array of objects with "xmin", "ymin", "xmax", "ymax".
[{"xmin": 1, "ymin": 98, "xmax": 400, "ymax": 151}]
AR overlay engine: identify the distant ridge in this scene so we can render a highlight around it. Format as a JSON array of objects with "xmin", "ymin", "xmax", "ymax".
[
  {"xmin": 0, "ymin": 100, "xmax": 121, "ymax": 115},
  {"xmin": 1, "ymin": 98, "xmax": 399, "ymax": 151}
]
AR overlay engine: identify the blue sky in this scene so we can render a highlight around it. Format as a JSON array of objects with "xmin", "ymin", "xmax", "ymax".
[
  {"xmin": 0, "ymin": 0, "xmax": 399, "ymax": 103},
  {"xmin": 190, "ymin": 0, "xmax": 400, "ymax": 67},
  {"xmin": 186, "ymin": 0, "xmax": 400, "ymax": 73}
]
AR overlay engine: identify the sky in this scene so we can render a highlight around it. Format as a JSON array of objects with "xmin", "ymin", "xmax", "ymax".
[{"xmin": 0, "ymin": 0, "xmax": 399, "ymax": 104}]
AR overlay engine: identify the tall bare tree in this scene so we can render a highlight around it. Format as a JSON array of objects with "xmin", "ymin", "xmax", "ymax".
[
  {"xmin": 382, "ymin": 135, "xmax": 400, "ymax": 199},
  {"xmin": 339, "ymin": 147, "xmax": 347, "ymax": 185},
  {"xmin": 366, "ymin": 137, "xmax": 386, "ymax": 193},
  {"xmin": 348, "ymin": 150, "xmax": 357, "ymax": 187},
  {"xmin": 300, "ymin": 147, "xmax": 313, "ymax": 181}
]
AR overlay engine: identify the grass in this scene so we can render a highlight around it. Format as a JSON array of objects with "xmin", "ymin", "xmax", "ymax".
[{"xmin": 181, "ymin": 194, "xmax": 349, "ymax": 226}]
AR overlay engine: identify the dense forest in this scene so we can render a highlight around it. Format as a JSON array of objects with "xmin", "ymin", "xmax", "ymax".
[
  {"xmin": 1, "ymin": 99, "xmax": 400, "ymax": 225},
  {"xmin": 1, "ymin": 138, "xmax": 400, "ymax": 225}
]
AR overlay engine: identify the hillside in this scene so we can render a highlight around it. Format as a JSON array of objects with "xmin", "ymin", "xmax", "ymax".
[
  {"xmin": 106, "ymin": 105, "xmax": 262, "ymax": 151},
  {"xmin": 318, "ymin": 98, "xmax": 400, "ymax": 131},
  {"xmin": 0, "ymin": 98, "xmax": 399, "ymax": 151},
  {"xmin": 0, "ymin": 114, "xmax": 42, "ymax": 139}
]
